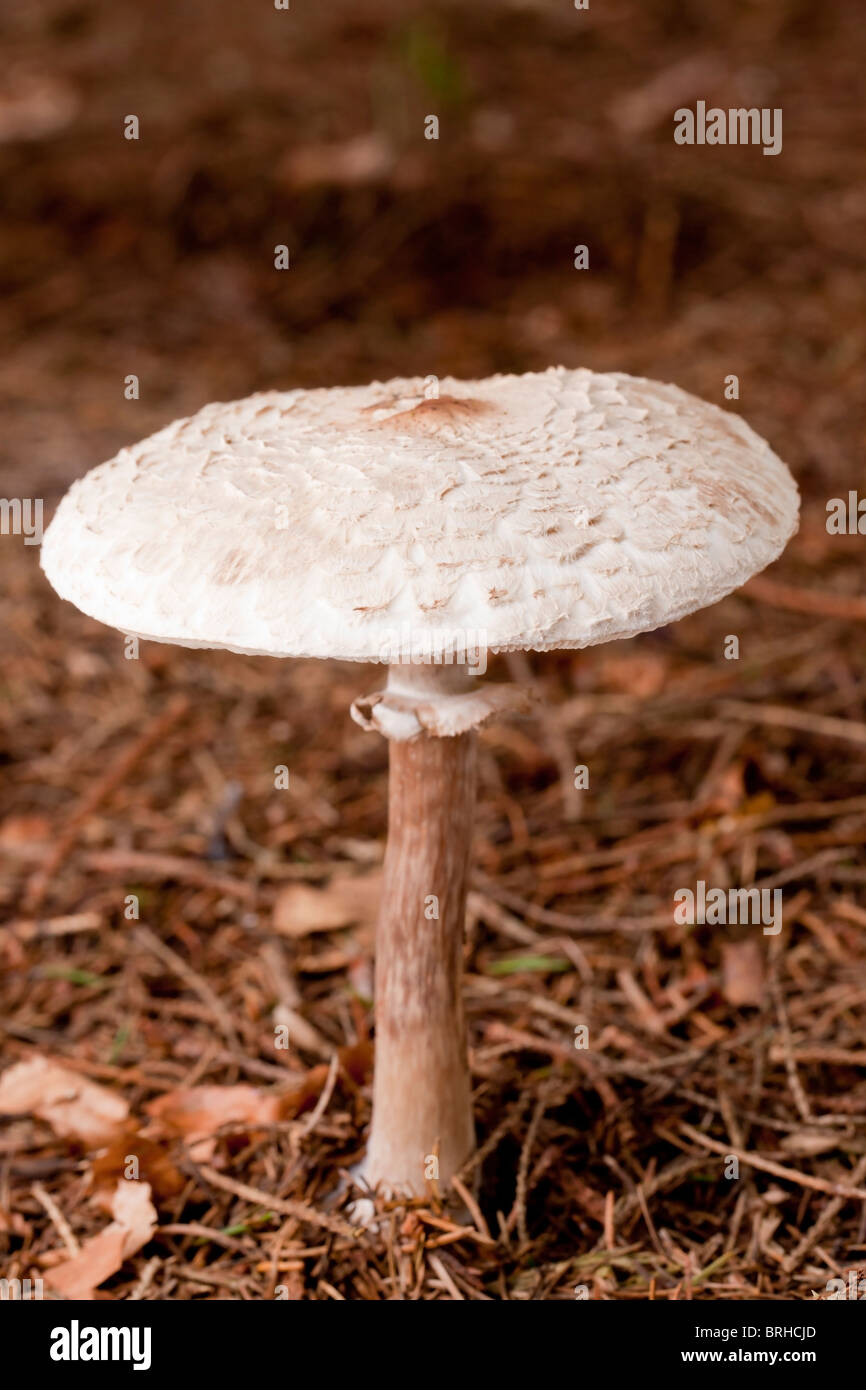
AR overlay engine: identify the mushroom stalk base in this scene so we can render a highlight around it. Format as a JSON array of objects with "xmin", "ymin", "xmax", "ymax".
[{"xmin": 363, "ymin": 725, "xmax": 477, "ymax": 1196}]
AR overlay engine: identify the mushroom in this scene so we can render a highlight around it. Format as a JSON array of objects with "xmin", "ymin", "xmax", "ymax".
[{"xmin": 40, "ymin": 367, "xmax": 799, "ymax": 1196}]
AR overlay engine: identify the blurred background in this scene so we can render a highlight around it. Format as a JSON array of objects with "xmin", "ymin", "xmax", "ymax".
[
  {"xmin": 2, "ymin": 0, "xmax": 866, "ymax": 1301},
  {"xmin": 2, "ymin": 0, "xmax": 863, "ymax": 498}
]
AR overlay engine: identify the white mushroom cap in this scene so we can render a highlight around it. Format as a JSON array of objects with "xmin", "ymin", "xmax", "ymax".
[{"xmin": 41, "ymin": 367, "xmax": 798, "ymax": 662}]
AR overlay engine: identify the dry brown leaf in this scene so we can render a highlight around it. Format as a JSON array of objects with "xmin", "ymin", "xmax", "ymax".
[
  {"xmin": 147, "ymin": 1084, "xmax": 281, "ymax": 1142},
  {"xmin": 721, "ymin": 940, "xmax": 765, "ymax": 1008},
  {"xmin": 46, "ymin": 1179, "xmax": 157, "ymax": 1301},
  {"xmin": 111, "ymin": 1178, "xmax": 158, "ymax": 1254},
  {"xmin": 91, "ymin": 1133, "xmax": 186, "ymax": 1207},
  {"xmin": 46, "ymin": 1225, "xmax": 126, "ymax": 1301},
  {"xmin": 0, "ymin": 1056, "xmax": 129, "ymax": 1147},
  {"xmin": 272, "ymin": 871, "xmax": 381, "ymax": 937},
  {"xmin": 280, "ymin": 1040, "xmax": 373, "ymax": 1119},
  {"xmin": 143, "ymin": 1047, "xmax": 372, "ymax": 1155}
]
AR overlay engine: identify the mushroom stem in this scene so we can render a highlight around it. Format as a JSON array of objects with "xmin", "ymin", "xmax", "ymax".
[{"xmin": 364, "ymin": 665, "xmax": 477, "ymax": 1195}]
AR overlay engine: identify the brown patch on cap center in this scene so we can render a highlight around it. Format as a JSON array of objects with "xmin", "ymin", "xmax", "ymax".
[{"xmin": 364, "ymin": 394, "xmax": 495, "ymax": 434}]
